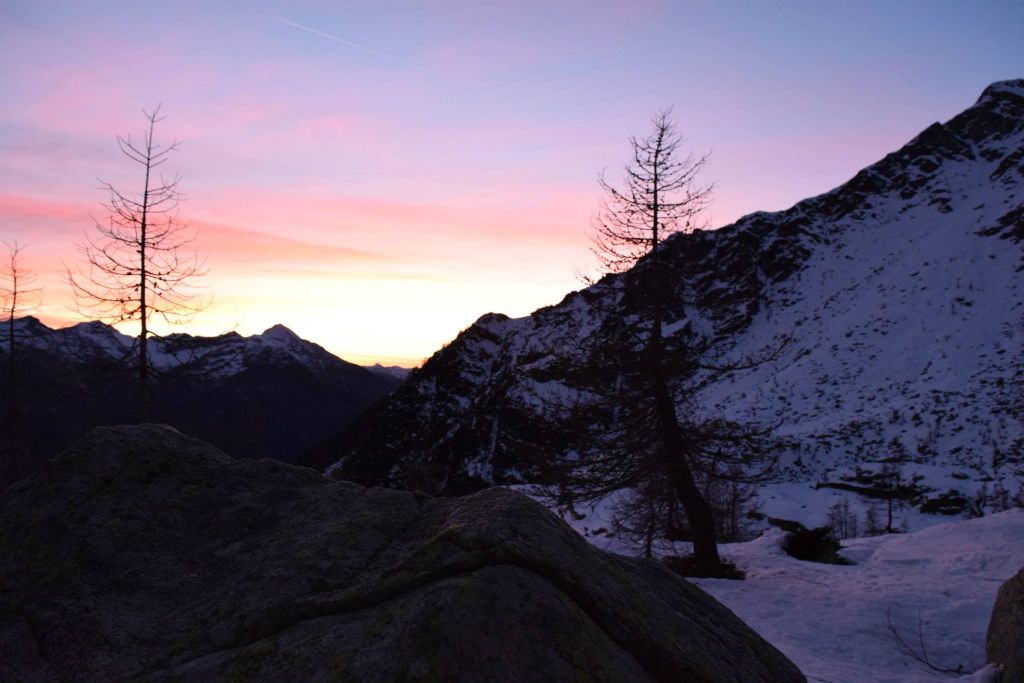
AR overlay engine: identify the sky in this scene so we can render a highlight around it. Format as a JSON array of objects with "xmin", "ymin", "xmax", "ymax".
[{"xmin": 1, "ymin": 1, "xmax": 1021, "ymax": 366}]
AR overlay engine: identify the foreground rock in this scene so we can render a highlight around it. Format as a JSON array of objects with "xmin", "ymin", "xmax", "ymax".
[
  {"xmin": 988, "ymin": 566, "xmax": 1024, "ymax": 681},
  {"xmin": 0, "ymin": 425, "xmax": 804, "ymax": 682}
]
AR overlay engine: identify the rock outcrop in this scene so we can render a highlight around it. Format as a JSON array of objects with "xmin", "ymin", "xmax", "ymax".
[
  {"xmin": 988, "ymin": 566, "xmax": 1024, "ymax": 681},
  {"xmin": 0, "ymin": 424, "xmax": 804, "ymax": 682}
]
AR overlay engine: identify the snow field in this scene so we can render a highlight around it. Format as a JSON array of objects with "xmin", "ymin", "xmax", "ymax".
[{"xmin": 692, "ymin": 509, "xmax": 1024, "ymax": 682}]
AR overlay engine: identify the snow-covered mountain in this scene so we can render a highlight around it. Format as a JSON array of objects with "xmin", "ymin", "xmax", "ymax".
[
  {"xmin": 0, "ymin": 318, "xmax": 402, "ymax": 484},
  {"xmin": 6, "ymin": 317, "xmax": 362, "ymax": 380},
  {"xmin": 316, "ymin": 80, "xmax": 1024, "ymax": 516}
]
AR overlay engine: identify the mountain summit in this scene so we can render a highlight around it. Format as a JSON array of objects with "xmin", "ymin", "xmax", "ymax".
[
  {"xmin": 314, "ymin": 81, "xmax": 1024, "ymax": 516},
  {"xmin": 259, "ymin": 323, "xmax": 302, "ymax": 343}
]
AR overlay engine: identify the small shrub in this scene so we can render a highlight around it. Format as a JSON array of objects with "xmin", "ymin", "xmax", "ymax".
[{"xmin": 783, "ymin": 526, "xmax": 852, "ymax": 565}]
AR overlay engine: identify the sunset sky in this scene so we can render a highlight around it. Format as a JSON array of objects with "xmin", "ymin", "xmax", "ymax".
[{"xmin": 1, "ymin": 1, "xmax": 1021, "ymax": 366}]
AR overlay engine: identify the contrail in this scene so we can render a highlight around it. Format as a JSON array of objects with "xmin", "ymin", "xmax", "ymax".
[{"xmin": 271, "ymin": 16, "xmax": 391, "ymax": 59}]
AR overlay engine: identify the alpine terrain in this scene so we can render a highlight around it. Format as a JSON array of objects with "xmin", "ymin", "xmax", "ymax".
[{"xmin": 314, "ymin": 80, "xmax": 1024, "ymax": 526}]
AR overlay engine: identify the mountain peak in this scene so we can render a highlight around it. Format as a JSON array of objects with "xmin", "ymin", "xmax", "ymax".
[
  {"xmin": 979, "ymin": 79, "xmax": 1024, "ymax": 100},
  {"xmin": 258, "ymin": 324, "xmax": 301, "ymax": 346},
  {"xmin": 366, "ymin": 363, "xmax": 412, "ymax": 380},
  {"xmin": 261, "ymin": 323, "xmax": 298, "ymax": 336},
  {"xmin": 11, "ymin": 316, "xmax": 48, "ymax": 333},
  {"xmin": 66, "ymin": 320, "xmax": 133, "ymax": 347}
]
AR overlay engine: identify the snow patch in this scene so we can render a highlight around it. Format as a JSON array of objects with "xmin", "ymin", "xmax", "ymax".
[{"xmin": 691, "ymin": 509, "xmax": 1024, "ymax": 683}]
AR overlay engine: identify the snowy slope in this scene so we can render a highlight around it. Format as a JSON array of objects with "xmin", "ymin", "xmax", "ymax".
[
  {"xmin": 321, "ymin": 80, "xmax": 1024, "ymax": 520},
  {"xmin": 692, "ymin": 510, "xmax": 1024, "ymax": 683}
]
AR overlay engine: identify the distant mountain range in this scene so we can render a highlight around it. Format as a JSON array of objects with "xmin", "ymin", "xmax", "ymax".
[
  {"xmin": 310, "ymin": 80, "xmax": 1024, "ymax": 518},
  {"xmin": 0, "ymin": 318, "xmax": 402, "ymax": 486},
  {"xmin": 365, "ymin": 363, "xmax": 413, "ymax": 380}
]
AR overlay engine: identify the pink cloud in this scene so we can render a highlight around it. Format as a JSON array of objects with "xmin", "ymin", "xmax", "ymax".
[
  {"xmin": 0, "ymin": 195, "xmax": 89, "ymax": 224},
  {"xmin": 189, "ymin": 186, "xmax": 595, "ymax": 257},
  {"xmin": 189, "ymin": 217, "xmax": 393, "ymax": 268}
]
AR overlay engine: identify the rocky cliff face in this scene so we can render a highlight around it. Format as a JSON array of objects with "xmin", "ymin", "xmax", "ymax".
[
  {"xmin": 0, "ymin": 319, "xmax": 401, "ymax": 486},
  {"xmin": 316, "ymin": 81, "xmax": 1024, "ymax": 511},
  {"xmin": 0, "ymin": 425, "xmax": 803, "ymax": 682}
]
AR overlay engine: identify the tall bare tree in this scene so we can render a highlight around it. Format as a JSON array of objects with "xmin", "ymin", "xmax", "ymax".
[
  {"xmin": 0, "ymin": 241, "xmax": 40, "ymax": 454},
  {"xmin": 589, "ymin": 108, "xmax": 713, "ymax": 275},
  {"xmin": 550, "ymin": 110, "xmax": 778, "ymax": 576},
  {"xmin": 68, "ymin": 106, "xmax": 206, "ymax": 421}
]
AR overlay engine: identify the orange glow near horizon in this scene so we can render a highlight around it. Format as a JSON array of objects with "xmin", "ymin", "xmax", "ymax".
[{"xmin": 4, "ymin": 192, "xmax": 598, "ymax": 367}]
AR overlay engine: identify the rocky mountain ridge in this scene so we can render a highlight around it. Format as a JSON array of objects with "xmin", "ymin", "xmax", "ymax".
[
  {"xmin": 6, "ymin": 316, "xmax": 386, "ymax": 380},
  {"xmin": 0, "ymin": 318, "xmax": 401, "ymax": 485},
  {"xmin": 316, "ymin": 80, "xmax": 1024, "ymax": 522}
]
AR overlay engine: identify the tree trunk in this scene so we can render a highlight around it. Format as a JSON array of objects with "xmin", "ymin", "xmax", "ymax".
[
  {"xmin": 139, "ymin": 324, "xmax": 149, "ymax": 422},
  {"xmin": 6, "ymin": 289, "xmax": 15, "ymax": 452},
  {"xmin": 644, "ymin": 171, "xmax": 723, "ymax": 573},
  {"xmin": 138, "ymin": 121, "xmax": 153, "ymax": 423},
  {"xmin": 653, "ymin": 379, "xmax": 723, "ymax": 575}
]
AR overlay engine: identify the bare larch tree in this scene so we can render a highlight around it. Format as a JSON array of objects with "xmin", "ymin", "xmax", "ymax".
[
  {"xmin": 549, "ymin": 110, "xmax": 778, "ymax": 576},
  {"xmin": 68, "ymin": 106, "xmax": 206, "ymax": 421},
  {"xmin": 0, "ymin": 241, "xmax": 39, "ymax": 454},
  {"xmin": 589, "ymin": 108, "xmax": 713, "ymax": 275},
  {"xmin": 596, "ymin": 110, "xmax": 720, "ymax": 572}
]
